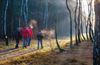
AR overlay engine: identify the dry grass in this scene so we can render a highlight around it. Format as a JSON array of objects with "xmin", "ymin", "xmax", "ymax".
[
  {"xmin": 0, "ymin": 34, "xmax": 92, "ymax": 65},
  {"xmin": 0, "ymin": 40, "xmax": 92, "ymax": 65}
]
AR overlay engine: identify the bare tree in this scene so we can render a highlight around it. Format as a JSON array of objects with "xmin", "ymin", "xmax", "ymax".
[
  {"xmin": 74, "ymin": 0, "xmax": 82, "ymax": 45},
  {"xmin": 3, "ymin": 0, "xmax": 9, "ymax": 46},
  {"xmin": 77, "ymin": 0, "xmax": 81, "ymax": 43},
  {"xmin": 87, "ymin": 0, "xmax": 93, "ymax": 41},
  {"xmin": 80, "ymin": 0, "xmax": 86, "ymax": 41},
  {"xmin": 80, "ymin": 13, "xmax": 86, "ymax": 41},
  {"xmin": 85, "ymin": 0, "xmax": 93, "ymax": 41},
  {"xmin": 74, "ymin": 0, "xmax": 78, "ymax": 45},
  {"xmin": 54, "ymin": 17, "xmax": 64, "ymax": 52},
  {"xmin": 66, "ymin": 0, "xmax": 73, "ymax": 48}
]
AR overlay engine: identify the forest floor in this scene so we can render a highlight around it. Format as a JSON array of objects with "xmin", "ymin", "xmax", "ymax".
[{"xmin": 0, "ymin": 39, "xmax": 92, "ymax": 65}]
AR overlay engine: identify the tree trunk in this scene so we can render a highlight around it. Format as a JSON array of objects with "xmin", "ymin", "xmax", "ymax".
[
  {"xmin": 80, "ymin": 14, "xmax": 86, "ymax": 41},
  {"xmin": 93, "ymin": 0, "xmax": 100, "ymax": 65},
  {"xmin": 87, "ymin": 0, "xmax": 93, "ymax": 41},
  {"xmin": 74, "ymin": 0, "xmax": 78, "ymax": 45},
  {"xmin": 66, "ymin": 0, "xmax": 73, "ymax": 48},
  {"xmin": 55, "ymin": 17, "xmax": 64, "ymax": 52},
  {"xmin": 77, "ymin": 0, "xmax": 81, "ymax": 43}
]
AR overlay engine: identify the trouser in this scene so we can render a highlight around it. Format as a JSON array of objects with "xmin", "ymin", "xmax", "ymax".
[
  {"xmin": 27, "ymin": 37, "xmax": 31, "ymax": 46},
  {"xmin": 37, "ymin": 40, "xmax": 43, "ymax": 49},
  {"xmin": 5, "ymin": 38, "xmax": 8, "ymax": 46},
  {"xmin": 15, "ymin": 39, "xmax": 19, "ymax": 48},
  {"xmin": 22, "ymin": 38, "xmax": 27, "ymax": 48}
]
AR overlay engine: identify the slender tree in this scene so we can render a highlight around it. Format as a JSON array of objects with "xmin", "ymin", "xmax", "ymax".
[
  {"xmin": 77, "ymin": 0, "xmax": 81, "ymax": 43},
  {"xmin": 88, "ymin": 0, "xmax": 93, "ymax": 41},
  {"xmin": 74, "ymin": 0, "xmax": 78, "ymax": 45},
  {"xmin": 54, "ymin": 15, "xmax": 64, "ymax": 52},
  {"xmin": 44, "ymin": 0, "xmax": 49, "ymax": 28},
  {"xmin": 80, "ymin": 14, "xmax": 86, "ymax": 41},
  {"xmin": 80, "ymin": 0, "xmax": 86, "ymax": 41},
  {"xmin": 3, "ymin": 0, "xmax": 9, "ymax": 46},
  {"xmin": 66, "ymin": 0, "xmax": 73, "ymax": 48}
]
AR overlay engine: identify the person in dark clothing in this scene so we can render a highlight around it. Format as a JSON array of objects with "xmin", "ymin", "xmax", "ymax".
[
  {"xmin": 5, "ymin": 35, "xmax": 8, "ymax": 46},
  {"xmin": 15, "ymin": 28, "xmax": 21, "ymax": 48},
  {"xmin": 37, "ymin": 31, "xmax": 43, "ymax": 49}
]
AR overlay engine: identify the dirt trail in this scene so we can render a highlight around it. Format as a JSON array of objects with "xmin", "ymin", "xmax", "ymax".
[
  {"xmin": 0, "ymin": 48, "xmax": 37, "ymax": 60},
  {"xmin": 0, "ymin": 41, "xmax": 93, "ymax": 65}
]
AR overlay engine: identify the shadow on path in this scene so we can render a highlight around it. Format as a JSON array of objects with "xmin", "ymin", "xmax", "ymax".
[{"xmin": 0, "ymin": 48, "xmax": 18, "ymax": 54}]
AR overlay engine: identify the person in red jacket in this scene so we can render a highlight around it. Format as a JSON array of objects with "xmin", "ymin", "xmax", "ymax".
[
  {"xmin": 21, "ymin": 27, "xmax": 29, "ymax": 48},
  {"xmin": 27, "ymin": 27, "xmax": 33, "ymax": 46}
]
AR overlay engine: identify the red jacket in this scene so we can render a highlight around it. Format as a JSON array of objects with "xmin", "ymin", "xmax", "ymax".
[
  {"xmin": 21, "ymin": 28, "xmax": 29, "ymax": 39},
  {"xmin": 27, "ymin": 28, "xmax": 33, "ymax": 38}
]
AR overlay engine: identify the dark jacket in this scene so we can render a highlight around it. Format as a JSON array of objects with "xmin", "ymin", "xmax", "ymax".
[
  {"xmin": 37, "ymin": 32, "xmax": 43, "ymax": 40},
  {"xmin": 15, "ymin": 29, "xmax": 21, "ymax": 41}
]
